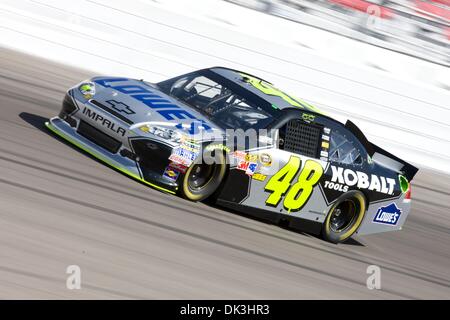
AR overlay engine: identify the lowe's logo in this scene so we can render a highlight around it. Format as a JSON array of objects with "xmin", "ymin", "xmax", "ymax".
[
  {"xmin": 373, "ymin": 203, "xmax": 402, "ymax": 225},
  {"xmin": 94, "ymin": 78, "xmax": 208, "ymax": 126}
]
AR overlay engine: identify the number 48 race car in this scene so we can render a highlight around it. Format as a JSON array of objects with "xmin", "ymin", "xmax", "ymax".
[{"xmin": 46, "ymin": 67, "xmax": 418, "ymax": 243}]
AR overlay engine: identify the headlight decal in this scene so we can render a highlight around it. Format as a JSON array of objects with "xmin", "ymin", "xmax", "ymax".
[{"xmin": 78, "ymin": 81, "xmax": 96, "ymax": 99}]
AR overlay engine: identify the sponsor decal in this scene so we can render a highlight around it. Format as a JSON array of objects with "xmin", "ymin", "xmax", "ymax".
[
  {"xmin": 179, "ymin": 139, "xmax": 200, "ymax": 153},
  {"xmin": 324, "ymin": 180, "xmax": 348, "ymax": 192},
  {"xmin": 252, "ymin": 173, "xmax": 267, "ymax": 181},
  {"xmin": 328, "ymin": 166, "xmax": 396, "ymax": 195},
  {"xmin": 168, "ymin": 161, "xmax": 188, "ymax": 173},
  {"xmin": 82, "ymin": 107, "xmax": 127, "ymax": 136},
  {"xmin": 237, "ymin": 161, "xmax": 249, "ymax": 171},
  {"xmin": 237, "ymin": 161, "xmax": 258, "ymax": 175},
  {"xmin": 79, "ymin": 82, "xmax": 95, "ymax": 99},
  {"xmin": 231, "ymin": 151, "xmax": 257, "ymax": 163},
  {"xmin": 245, "ymin": 154, "xmax": 258, "ymax": 162},
  {"xmin": 373, "ymin": 203, "xmax": 402, "ymax": 225},
  {"xmin": 205, "ymin": 143, "xmax": 230, "ymax": 153},
  {"xmin": 94, "ymin": 78, "xmax": 212, "ymax": 127},
  {"xmin": 163, "ymin": 166, "xmax": 180, "ymax": 181},
  {"xmin": 259, "ymin": 153, "xmax": 272, "ymax": 166},
  {"xmin": 302, "ymin": 113, "xmax": 315, "ymax": 122},
  {"xmin": 320, "ymin": 134, "xmax": 330, "ymax": 159},
  {"xmin": 246, "ymin": 162, "xmax": 258, "ymax": 175},
  {"xmin": 324, "ymin": 127, "xmax": 331, "ymax": 135},
  {"xmin": 169, "ymin": 147, "xmax": 198, "ymax": 167},
  {"xmin": 231, "ymin": 151, "xmax": 246, "ymax": 161},
  {"xmin": 168, "ymin": 154, "xmax": 191, "ymax": 167}
]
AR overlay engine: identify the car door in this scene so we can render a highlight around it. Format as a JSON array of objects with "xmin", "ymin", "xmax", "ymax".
[{"xmin": 235, "ymin": 115, "xmax": 331, "ymax": 221}]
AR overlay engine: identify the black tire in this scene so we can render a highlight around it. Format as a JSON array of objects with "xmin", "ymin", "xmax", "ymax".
[
  {"xmin": 322, "ymin": 190, "xmax": 367, "ymax": 243},
  {"xmin": 179, "ymin": 149, "xmax": 227, "ymax": 202}
]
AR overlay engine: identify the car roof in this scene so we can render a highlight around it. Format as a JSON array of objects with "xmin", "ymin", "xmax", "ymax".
[{"xmin": 208, "ymin": 67, "xmax": 323, "ymax": 114}]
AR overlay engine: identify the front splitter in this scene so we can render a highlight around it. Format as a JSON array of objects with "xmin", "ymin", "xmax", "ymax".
[{"xmin": 46, "ymin": 117, "xmax": 177, "ymax": 195}]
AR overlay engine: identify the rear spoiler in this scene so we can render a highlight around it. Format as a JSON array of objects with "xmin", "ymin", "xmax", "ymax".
[
  {"xmin": 345, "ymin": 120, "xmax": 419, "ymax": 181},
  {"xmin": 370, "ymin": 143, "xmax": 419, "ymax": 181}
]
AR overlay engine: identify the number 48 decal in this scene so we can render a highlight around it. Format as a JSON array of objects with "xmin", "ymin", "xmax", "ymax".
[{"xmin": 264, "ymin": 156, "xmax": 323, "ymax": 212}]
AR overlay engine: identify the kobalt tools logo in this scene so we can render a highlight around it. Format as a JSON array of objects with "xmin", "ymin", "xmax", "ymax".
[
  {"xmin": 82, "ymin": 107, "xmax": 127, "ymax": 136},
  {"xmin": 373, "ymin": 203, "xmax": 402, "ymax": 225},
  {"xmin": 325, "ymin": 166, "xmax": 396, "ymax": 194}
]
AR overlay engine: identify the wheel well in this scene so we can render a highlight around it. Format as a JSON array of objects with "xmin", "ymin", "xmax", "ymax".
[{"xmin": 322, "ymin": 190, "xmax": 368, "ymax": 243}]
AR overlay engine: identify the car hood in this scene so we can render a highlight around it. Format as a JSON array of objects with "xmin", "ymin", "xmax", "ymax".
[{"xmin": 90, "ymin": 76, "xmax": 224, "ymax": 140}]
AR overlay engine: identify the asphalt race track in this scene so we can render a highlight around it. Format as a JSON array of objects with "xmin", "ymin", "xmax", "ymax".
[{"xmin": 0, "ymin": 48, "xmax": 449, "ymax": 299}]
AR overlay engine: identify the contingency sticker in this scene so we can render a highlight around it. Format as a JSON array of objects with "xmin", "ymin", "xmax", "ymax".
[
  {"xmin": 163, "ymin": 166, "xmax": 180, "ymax": 181},
  {"xmin": 169, "ymin": 140, "xmax": 200, "ymax": 167},
  {"xmin": 169, "ymin": 148, "xmax": 198, "ymax": 167}
]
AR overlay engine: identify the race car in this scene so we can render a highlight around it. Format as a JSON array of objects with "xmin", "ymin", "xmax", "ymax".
[{"xmin": 46, "ymin": 67, "xmax": 418, "ymax": 243}]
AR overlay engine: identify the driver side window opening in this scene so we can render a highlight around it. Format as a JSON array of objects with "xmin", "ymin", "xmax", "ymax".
[
  {"xmin": 169, "ymin": 75, "xmax": 272, "ymax": 130},
  {"xmin": 171, "ymin": 75, "xmax": 225, "ymax": 108}
]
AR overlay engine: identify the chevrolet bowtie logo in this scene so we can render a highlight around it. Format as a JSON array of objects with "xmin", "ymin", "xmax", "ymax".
[{"xmin": 105, "ymin": 100, "xmax": 135, "ymax": 115}]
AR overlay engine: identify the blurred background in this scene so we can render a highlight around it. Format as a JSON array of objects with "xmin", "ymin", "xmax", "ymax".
[
  {"xmin": 1, "ymin": 0, "xmax": 449, "ymax": 173},
  {"xmin": 0, "ymin": 0, "xmax": 449, "ymax": 299},
  {"xmin": 225, "ymin": 0, "xmax": 450, "ymax": 66}
]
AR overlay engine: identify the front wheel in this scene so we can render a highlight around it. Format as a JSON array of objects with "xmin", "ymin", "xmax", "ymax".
[
  {"xmin": 179, "ymin": 151, "xmax": 227, "ymax": 202},
  {"xmin": 322, "ymin": 190, "xmax": 367, "ymax": 243}
]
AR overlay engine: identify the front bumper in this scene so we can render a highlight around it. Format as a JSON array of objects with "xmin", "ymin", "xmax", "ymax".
[{"xmin": 46, "ymin": 117, "xmax": 177, "ymax": 194}]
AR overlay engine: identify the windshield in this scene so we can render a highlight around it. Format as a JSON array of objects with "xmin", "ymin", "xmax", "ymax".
[{"xmin": 158, "ymin": 72, "xmax": 276, "ymax": 130}]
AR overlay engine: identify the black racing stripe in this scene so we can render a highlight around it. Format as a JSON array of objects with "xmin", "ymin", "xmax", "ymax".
[{"xmin": 90, "ymin": 99, "xmax": 134, "ymax": 125}]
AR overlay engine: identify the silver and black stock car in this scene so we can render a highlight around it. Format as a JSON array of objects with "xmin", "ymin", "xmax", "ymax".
[{"xmin": 46, "ymin": 67, "xmax": 418, "ymax": 243}]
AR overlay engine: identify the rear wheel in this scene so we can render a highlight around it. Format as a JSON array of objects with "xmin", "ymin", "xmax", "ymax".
[
  {"xmin": 322, "ymin": 190, "xmax": 366, "ymax": 243},
  {"xmin": 179, "ymin": 150, "xmax": 226, "ymax": 202}
]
